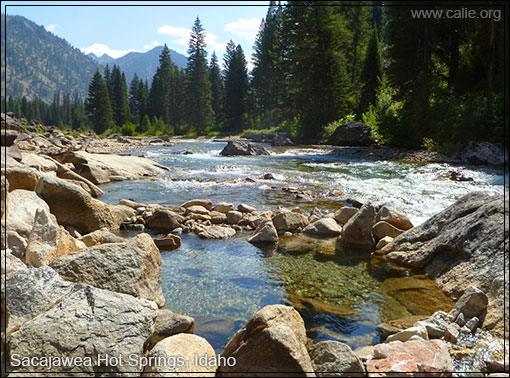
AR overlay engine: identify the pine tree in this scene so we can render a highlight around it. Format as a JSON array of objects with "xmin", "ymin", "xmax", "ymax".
[
  {"xmin": 85, "ymin": 70, "xmax": 114, "ymax": 134},
  {"xmin": 358, "ymin": 27, "xmax": 383, "ymax": 115},
  {"xmin": 223, "ymin": 41, "xmax": 249, "ymax": 132},
  {"xmin": 149, "ymin": 44, "xmax": 175, "ymax": 127},
  {"xmin": 111, "ymin": 65, "xmax": 130, "ymax": 127},
  {"xmin": 184, "ymin": 17, "xmax": 213, "ymax": 135},
  {"xmin": 209, "ymin": 51, "xmax": 224, "ymax": 128}
]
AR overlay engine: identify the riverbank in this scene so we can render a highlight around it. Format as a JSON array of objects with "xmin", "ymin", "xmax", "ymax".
[{"xmin": 2, "ymin": 113, "xmax": 508, "ymax": 376}]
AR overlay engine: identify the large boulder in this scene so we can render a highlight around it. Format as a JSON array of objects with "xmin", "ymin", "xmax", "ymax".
[
  {"xmin": 50, "ymin": 233, "xmax": 165, "ymax": 307},
  {"xmin": 218, "ymin": 304, "xmax": 314, "ymax": 377},
  {"xmin": 73, "ymin": 163, "xmax": 111, "ymax": 184},
  {"xmin": 35, "ymin": 174, "xmax": 135, "ymax": 233},
  {"xmin": 383, "ymin": 192, "xmax": 507, "ymax": 336},
  {"xmin": 303, "ymin": 218, "xmax": 342, "ymax": 237},
  {"xmin": 248, "ymin": 218, "xmax": 279, "ymax": 245},
  {"xmin": 8, "ymin": 272, "xmax": 157, "ymax": 376},
  {"xmin": 1, "ymin": 129, "xmax": 19, "ymax": 146},
  {"xmin": 146, "ymin": 209, "xmax": 183, "ymax": 232},
  {"xmin": 6, "ymin": 189, "xmax": 51, "ymax": 237},
  {"xmin": 272, "ymin": 211, "xmax": 309, "ymax": 232},
  {"xmin": 376, "ymin": 206, "xmax": 413, "ymax": 230},
  {"xmin": 4, "ymin": 166, "xmax": 41, "ymax": 192},
  {"xmin": 339, "ymin": 203, "xmax": 377, "ymax": 250},
  {"xmin": 220, "ymin": 141, "xmax": 270, "ymax": 156},
  {"xmin": 367, "ymin": 339, "xmax": 453, "ymax": 376},
  {"xmin": 329, "ymin": 122, "xmax": 372, "ymax": 146},
  {"xmin": 25, "ymin": 208, "xmax": 86, "ymax": 267},
  {"xmin": 333, "ymin": 207, "xmax": 358, "ymax": 225},
  {"xmin": 142, "ymin": 334, "xmax": 216, "ymax": 377},
  {"xmin": 462, "ymin": 141, "xmax": 508, "ymax": 166},
  {"xmin": 309, "ymin": 340, "xmax": 364, "ymax": 377}
]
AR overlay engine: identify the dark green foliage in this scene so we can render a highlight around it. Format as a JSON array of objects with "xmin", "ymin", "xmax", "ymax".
[
  {"xmin": 85, "ymin": 70, "xmax": 114, "ymax": 134},
  {"xmin": 111, "ymin": 66, "xmax": 130, "ymax": 127},
  {"xmin": 184, "ymin": 17, "xmax": 213, "ymax": 135},
  {"xmin": 209, "ymin": 52, "xmax": 224, "ymax": 128},
  {"xmin": 358, "ymin": 27, "xmax": 383, "ymax": 115},
  {"xmin": 223, "ymin": 41, "xmax": 249, "ymax": 132}
]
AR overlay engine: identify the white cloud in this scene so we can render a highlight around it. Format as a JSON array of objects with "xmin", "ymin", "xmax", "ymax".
[
  {"xmin": 224, "ymin": 18, "xmax": 261, "ymax": 42},
  {"xmin": 45, "ymin": 24, "xmax": 59, "ymax": 32},
  {"xmin": 143, "ymin": 40, "xmax": 163, "ymax": 50},
  {"xmin": 80, "ymin": 43, "xmax": 139, "ymax": 59},
  {"xmin": 157, "ymin": 25, "xmax": 190, "ymax": 38},
  {"xmin": 157, "ymin": 24, "xmax": 226, "ymax": 53}
]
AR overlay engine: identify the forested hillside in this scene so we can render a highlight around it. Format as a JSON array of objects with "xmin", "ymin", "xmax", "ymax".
[{"xmin": 1, "ymin": 14, "xmax": 100, "ymax": 102}]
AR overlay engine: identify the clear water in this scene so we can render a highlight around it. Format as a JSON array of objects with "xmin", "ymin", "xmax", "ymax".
[{"xmin": 100, "ymin": 140, "xmax": 507, "ymax": 352}]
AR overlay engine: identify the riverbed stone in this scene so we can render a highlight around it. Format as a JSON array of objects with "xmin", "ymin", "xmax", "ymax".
[
  {"xmin": 35, "ymin": 174, "xmax": 135, "ymax": 233},
  {"xmin": 272, "ymin": 211, "xmax": 309, "ymax": 232},
  {"xmin": 376, "ymin": 236, "xmax": 393, "ymax": 249},
  {"xmin": 196, "ymin": 225, "xmax": 236, "ymax": 240},
  {"xmin": 213, "ymin": 202, "xmax": 235, "ymax": 214},
  {"xmin": 186, "ymin": 205, "xmax": 210, "ymax": 215},
  {"xmin": 153, "ymin": 233, "xmax": 181, "ymax": 251},
  {"xmin": 146, "ymin": 209, "xmax": 183, "ymax": 232},
  {"xmin": 372, "ymin": 221, "xmax": 404, "ymax": 240},
  {"xmin": 340, "ymin": 203, "xmax": 376, "ymax": 250},
  {"xmin": 220, "ymin": 140, "xmax": 270, "ymax": 156},
  {"xmin": 8, "ymin": 280, "xmax": 157, "ymax": 376},
  {"xmin": 210, "ymin": 211, "xmax": 227, "ymax": 224},
  {"xmin": 386, "ymin": 325, "xmax": 429, "ymax": 343},
  {"xmin": 303, "ymin": 218, "xmax": 342, "ymax": 237},
  {"xmin": 309, "ymin": 340, "xmax": 364, "ymax": 377},
  {"xmin": 50, "ymin": 233, "xmax": 165, "ymax": 307},
  {"xmin": 383, "ymin": 192, "xmax": 507, "ymax": 337},
  {"xmin": 333, "ymin": 206, "xmax": 358, "ymax": 225},
  {"xmin": 25, "ymin": 208, "xmax": 86, "ymax": 267},
  {"xmin": 181, "ymin": 198, "xmax": 213, "ymax": 210},
  {"xmin": 238, "ymin": 203, "xmax": 256, "ymax": 213},
  {"xmin": 376, "ymin": 206, "xmax": 413, "ymax": 230},
  {"xmin": 414, "ymin": 312, "xmax": 450, "ymax": 339},
  {"xmin": 226, "ymin": 210, "xmax": 243, "ymax": 225},
  {"xmin": 143, "ymin": 334, "xmax": 216, "ymax": 377},
  {"xmin": 248, "ymin": 218, "xmax": 278, "ymax": 245},
  {"xmin": 79, "ymin": 227, "xmax": 126, "ymax": 247},
  {"xmin": 218, "ymin": 304, "xmax": 314, "ymax": 377},
  {"xmin": 145, "ymin": 308, "xmax": 195, "ymax": 348}
]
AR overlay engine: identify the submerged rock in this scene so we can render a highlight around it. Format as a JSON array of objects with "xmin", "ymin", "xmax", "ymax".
[
  {"xmin": 153, "ymin": 233, "xmax": 182, "ymax": 251},
  {"xmin": 218, "ymin": 304, "xmax": 314, "ymax": 377},
  {"xmin": 219, "ymin": 141, "xmax": 270, "ymax": 156}
]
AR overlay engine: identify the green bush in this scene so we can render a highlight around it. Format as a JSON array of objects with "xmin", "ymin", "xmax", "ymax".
[{"xmin": 120, "ymin": 122, "xmax": 136, "ymax": 136}]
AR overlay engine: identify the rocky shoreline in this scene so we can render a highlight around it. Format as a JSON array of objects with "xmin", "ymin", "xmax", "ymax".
[{"xmin": 2, "ymin": 114, "xmax": 508, "ymax": 376}]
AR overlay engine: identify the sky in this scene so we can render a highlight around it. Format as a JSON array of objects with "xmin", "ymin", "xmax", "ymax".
[{"xmin": 3, "ymin": 1, "xmax": 271, "ymax": 67}]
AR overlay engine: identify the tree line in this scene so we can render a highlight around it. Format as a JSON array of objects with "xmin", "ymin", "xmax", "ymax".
[{"xmin": 4, "ymin": 2, "xmax": 506, "ymax": 150}]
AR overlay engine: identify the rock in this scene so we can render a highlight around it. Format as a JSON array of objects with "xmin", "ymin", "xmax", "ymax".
[
  {"xmin": 196, "ymin": 225, "xmax": 236, "ymax": 240},
  {"xmin": 146, "ymin": 308, "xmax": 195, "ymax": 348},
  {"xmin": 303, "ymin": 218, "xmax": 342, "ymax": 237},
  {"xmin": 79, "ymin": 228, "xmax": 126, "ymax": 247},
  {"xmin": 25, "ymin": 208, "xmax": 85, "ymax": 267},
  {"xmin": 4, "ymin": 166, "xmax": 41, "ymax": 192},
  {"xmin": 333, "ymin": 206, "xmax": 358, "ymax": 225},
  {"xmin": 329, "ymin": 121, "xmax": 372, "ymax": 146},
  {"xmin": 309, "ymin": 340, "xmax": 364, "ymax": 377},
  {"xmin": 414, "ymin": 312, "xmax": 449, "ymax": 339},
  {"xmin": 226, "ymin": 210, "xmax": 243, "ymax": 225},
  {"xmin": 73, "ymin": 163, "xmax": 111, "ymax": 184},
  {"xmin": 238, "ymin": 203, "xmax": 256, "ymax": 213},
  {"xmin": 6, "ymin": 189, "xmax": 51, "ymax": 237},
  {"xmin": 142, "ymin": 334, "xmax": 216, "ymax": 377},
  {"xmin": 210, "ymin": 211, "xmax": 227, "ymax": 224},
  {"xmin": 181, "ymin": 198, "xmax": 213, "ymax": 210},
  {"xmin": 462, "ymin": 141, "xmax": 508, "ymax": 166},
  {"xmin": 272, "ymin": 211, "xmax": 309, "ymax": 232},
  {"xmin": 119, "ymin": 198, "xmax": 139, "ymax": 208},
  {"xmin": 354, "ymin": 345, "xmax": 374, "ymax": 362},
  {"xmin": 1, "ymin": 249, "xmax": 26, "ymax": 279},
  {"xmin": 376, "ymin": 206, "xmax": 413, "ymax": 230},
  {"xmin": 455, "ymin": 312, "xmax": 466, "ymax": 327},
  {"xmin": 263, "ymin": 173, "xmax": 275, "ymax": 180},
  {"xmin": 186, "ymin": 205, "xmax": 210, "ymax": 215},
  {"xmin": 386, "ymin": 325, "xmax": 429, "ymax": 343},
  {"xmin": 376, "ymin": 236, "xmax": 393, "ymax": 249},
  {"xmin": 2, "ymin": 231, "xmax": 27, "ymax": 260},
  {"xmin": 50, "ymin": 233, "xmax": 165, "ymax": 307},
  {"xmin": 340, "ymin": 203, "xmax": 376, "ymax": 250},
  {"xmin": 1, "ymin": 129, "xmax": 19, "ymax": 146},
  {"xmin": 449, "ymin": 286, "xmax": 489, "ymax": 323},
  {"xmin": 146, "ymin": 209, "xmax": 183, "ymax": 232},
  {"xmin": 220, "ymin": 141, "xmax": 270, "ymax": 156},
  {"xmin": 213, "ymin": 202, "xmax": 235, "ymax": 213},
  {"xmin": 368, "ymin": 339, "xmax": 453, "ymax": 376},
  {"xmin": 465, "ymin": 317, "xmax": 479, "ymax": 332},
  {"xmin": 1, "ymin": 176, "xmax": 7, "ymax": 219},
  {"xmin": 20, "ymin": 153, "xmax": 58, "ymax": 173},
  {"xmin": 53, "ymin": 161, "xmax": 104, "ymax": 198},
  {"xmin": 154, "ymin": 234, "xmax": 182, "ymax": 251},
  {"xmin": 218, "ymin": 304, "xmax": 314, "ymax": 377},
  {"xmin": 35, "ymin": 174, "xmax": 135, "ymax": 233},
  {"xmin": 372, "ymin": 221, "xmax": 404, "ymax": 240},
  {"xmin": 8, "ymin": 275, "xmax": 157, "ymax": 376},
  {"xmin": 248, "ymin": 218, "xmax": 278, "ymax": 245},
  {"xmin": 383, "ymin": 192, "xmax": 507, "ymax": 337},
  {"xmin": 444, "ymin": 324, "xmax": 460, "ymax": 344}
]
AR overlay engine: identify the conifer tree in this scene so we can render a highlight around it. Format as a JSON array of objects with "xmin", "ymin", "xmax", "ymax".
[
  {"xmin": 184, "ymin": 17, "xmax": 213, "ymax": 135},
  {"xmin": 111, "ymin": 65, "xmax": 130, "ymax": 127},
  {"xmin": 149, "ymin": 44, "xmax": 175, "ymax": 127},
  {"xmin": 209, "ymin": 51, "xmax": 224, "ymax": 128},
  {"xmin": 85, "ymin": 70, "xmax": 114, "ymax": 134},
  {"xmin": 358, "ymin": 27, "xmax": 383, "ymax": 115},
  {"xmin": 223, "ymin": 41, "xmax": 249, "ymax": 132}
]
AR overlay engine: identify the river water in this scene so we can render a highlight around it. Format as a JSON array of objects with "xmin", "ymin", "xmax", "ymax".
[{"xmin": 100, "ymin": 140, "xmax": 506, "ymax": 353}]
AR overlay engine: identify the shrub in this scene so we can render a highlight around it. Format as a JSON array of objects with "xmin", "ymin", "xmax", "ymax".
[{"xmin": 120, "ymin": 122, "xmax": 136, "ymax": 136}]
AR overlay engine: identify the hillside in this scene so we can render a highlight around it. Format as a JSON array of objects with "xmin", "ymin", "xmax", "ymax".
[
  {"xmin": 1, "ymin": 14, "xmax": 100, "ymax": 102},
  {"xmin": 88, "ymin": 46, "xmax": 187, "ymax": 84}
]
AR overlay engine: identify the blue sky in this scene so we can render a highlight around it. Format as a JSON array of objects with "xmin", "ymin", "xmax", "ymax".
[{"xmin": 3, "ymin": 1, "xmax": 271, "ymax": 66}]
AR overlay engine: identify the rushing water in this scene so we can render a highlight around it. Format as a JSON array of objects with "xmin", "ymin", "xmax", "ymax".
[{"xmin": 101, "ymin": 140, "xmax": 506, "ymax": 352}]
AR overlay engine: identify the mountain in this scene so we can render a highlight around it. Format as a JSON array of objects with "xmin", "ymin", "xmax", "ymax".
[
  {"xmin": 89, "ymin": 53, "xmax": 114, "ymax": 66},
  {"xmin": 88, "ymin": 46, "xmax": 187, "ymax": 84},
  {"xmin": 1, "ymin": 14, "xmax": 101, "ymax": 102}
]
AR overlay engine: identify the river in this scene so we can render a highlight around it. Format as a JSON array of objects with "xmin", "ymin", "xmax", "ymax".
[{"xmin": 100, "ymin": 140, "xmax": 507, "ymax": 353}]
